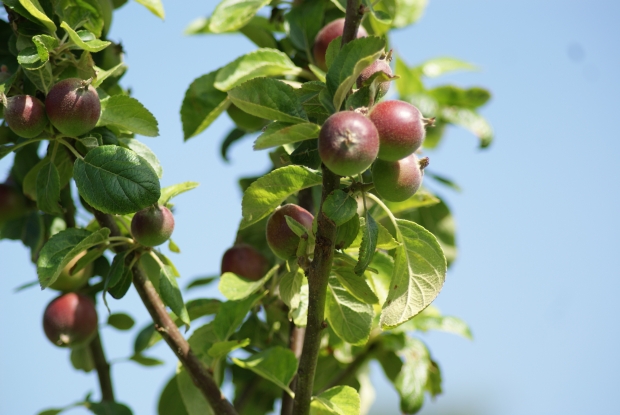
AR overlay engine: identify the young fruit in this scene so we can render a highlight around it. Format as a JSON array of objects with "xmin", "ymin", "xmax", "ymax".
[
  {"xmin": 0, "ymin": 183, "xmax": 27, "ymax": 223},
  {"xmin": 221, "ymin": 244, "xmax": 270, "ymax": 281},
  {"xmin": 43, "ymin": 293, "xmax": 98, "ymax": 347},
  {"xmin": 266, "ymin": 204, "xmax": 314, "ymax": 260},
  {"xmin": 4, "ymin": 95, "xmax": 48, "ymax": 138},
  {"xmin": 369, "ymin": 100, "xmax": 426, "ymax": 161},
  {"xmin": 131, "ymin": 205, "xmax": 175, "ymax": 247},
  {"xmin": 356, "ymin": 58, "xmax": 393, "ymax": 98},
  {"xmin": 372, "ymin": 154, "xmax": 425, "ymax": 202},
  {"xmin": 46, "ymin": 78, "xmax": 101, "ymax": 137},
  {"xmin": 49, "ymin": 251, "xmax": 93, "ymax": 292},
  {"xmin": 313, "ymin": 18, "xmax": 368, "ymax": 70},
  {"xmin": 318, "ymin": 111, "xmax": 379, "ymax": 177}
]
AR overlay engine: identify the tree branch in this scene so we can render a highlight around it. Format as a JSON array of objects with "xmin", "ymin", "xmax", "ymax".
[
  {"xmin": 88, "ymin": 332, "xmax": 115, "ymax": 402},
  {"xmin": 292, "ymin": 2, "xmax": 365, "ymax": 412},
  {"xmin": 292, "ymin": 167, "xmax": 340, "ymax": 415},
  {"xmin": 92, "ymin": 210, "xmax": 238, "ymax": 415}
]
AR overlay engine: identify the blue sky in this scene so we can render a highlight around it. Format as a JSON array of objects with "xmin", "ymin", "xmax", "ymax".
[{"xmin": 1, "ymin": 1, "xmax": 619, "ymax": 414}]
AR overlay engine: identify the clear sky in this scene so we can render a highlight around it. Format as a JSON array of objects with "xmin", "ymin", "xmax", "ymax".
[{"xmin": 1, "ymin": 1, "xmax": 619, "ymax": 414}]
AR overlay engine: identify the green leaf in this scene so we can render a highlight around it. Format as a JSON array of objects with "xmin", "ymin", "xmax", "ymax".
[
  {"xmin": 310, "ymin": 385, "xmax": 361, "ymax": 415},
  {"xmin": 220, "ymin": 128, "xmax": 246, "ymax": 161},
  {"xmin": 366, "ymin": 251, "xmax": 394, "ymax": 305},
  {"xmin": 409, "ymin": 306, "xmax": 472, "ymax": 339},
  {"xmin": 323, "ymin": 189, "xmax": 357, "ymax": 226},
  {"xmin": 290, "ymin": 139, "xmax": 321, "ymax": 170},
  {"xmin": 418, "ymin": 56, "xmax": 477, "ymax": 78},
  {"xmin": 108, "ymin": 266, "xmax": 132, "ymax": 300},
  {"xmin": 332, "ymin": 266, "xmax": 379, "ymax": 304},
  {"xmin": 441, "ymin": 107, "xmax": 493, "ymax": 148},
  {"xmin": 73, "ymin": 145, "xmax": 161, "ymax": 215},
  {"xmin": 107, "ymin": 313, "xmax": 135, "ymax": 330},
  {"xmin": 279, "ymin": 269, "xmax": 304, "ymax": 309},
  {"xmin": 354, "ymin": 212, "xmax": 378, "ymax": 276},
  {"xmin": 37, "ymin": 228, "xmax": 110, "ymax": 289},
  {"xmin": 130, "ymin": 354, "xmax": 164, "ymax": 366},
  {"xmin": 158, "ymin": 375, "xmax": 190, "ymax": 415},
  {"xmin": 186, "ymin": 276, "xmax": 217, "ymax": 290},
  {"xmin": 240, "ymin": 165, "xmax": 321, "ymax": 229},
  {"xmin": 18, "ymin": 47, "xmax": 46, "ymax": 70},
  {"xmin": 181, "ymin": 70, "xmax": 230, "ymax": 140},
  {"xmin": 36, "ymin": 160, "xmax": 62, "ymax": 214},
  {"xmin": 213, "ymin": 291, "xmax": 264, "ymax": 341},
  {"xmin": 159, "ymin": 181, "xmax": 199, "ymax": 206},
  {"xmin": 334, "ymin": 213, "xmax": 360, "ymax": 250},
  {"xmin": 350, "ymin": 217, "xmax": 399, "ymax": 250},
  {"xmin": 218, "ymin": 265, "xmax": 276, "ymax": 301},
  {"xmin": 98, "ymin": 95, "xmax": 159, "ymax": 137},
  {"xmin": 60, "ymin": 22, "xmax": 110, "ymax": 52},
  {"xmin": 228, "ymin": 77, "xmax": 308, "ymax": 124},
  {"xmin": 208, "ymin": 338, "xmax": 250, "ymax": 359},
  {"xmin": 176, "ymin": 366, "xmax": 214, "ymax": 415},
  {"xmin": 394, "ymin": 338, "xmax": 432, "ymax": 413},
  {"xmin": 214, "ymin": 48, "xmax": 301, "ymax": 92},
  {"xmin": 23, "ymin": 61, "xmax": 54, "ymax": 94},
  {"xmin": 428, "ymin": 85, "xmax": 491, "ymax": 108},
  {"xmin": 118, "ymin": 138, "xmax": 163, "ymax": 179},
  {"xmin": 104, "ymin": 251, "xmax": 128, "ymax": 296},
  {"xmin": 0, "ymin": 144, "xmax": 16, "ymax": 160},
  {"xmin": 394, "ymin": 56, "xmax": 423, "ymax": 97},
  {"xmin": 392, "ymin": 0, "xmax": 428, "ymax": 28},
  {"xmin": 70, "ymin": 344, "xmax": 94, "ymax": 372},
  {"xmin": 380, "ymin": 219, "xmax": 446, "ymax": 329},
  {"xmin": 326, "ymin": 276, "xmax": 373, "ymax": 345},
  {"xmin": 232, "ymin": 346, "xmax": 298, "ymax": 396},
  {"xmin": 186, "ymin": 298, "xmax": 221, "ymax": 320},
  {"xmin": 87, "ymin": 401, "xmax": 133, "ymax": 415},
  {"xmin": 286, "ymin": 1, "xmax": 325, "ymax": 56},
  {"xmin": 291, "ymin": 282, "xmax": 309, "ymax": 326},
  {"xmin": 159, "ymin": 264, "xmax": 190, "ymax": 327},
  {"xmin": 239, "ymin": 16, "xmax": 278, "ymax": 48},
  {"xmin": 37, "ymin": 409, "xmax": 63, "ymax": 415},
  {"xmin": 134, "ymin": 0, "xmax": 165, "ymax": 19},
  {"xmin": 253, "ymin": 122, "xmax": 320, "ymax": 150},
  {"xmin": 208, "ymin": 0, "xmax": 270, "ymax": 33},
  {"xmin": 92, "ymin": 62, "xmax": 127, "ymax": 88},
  {"xmin": 324, "ymin": 36, "xmax": 341, "ymax": 71},
  {"xmin": 326, "ymin": 36, "xmax": 386, "ymax": 110},
  {"xmin": 18, "ymin": 0, "xmax": 56, "ymax": 32}
]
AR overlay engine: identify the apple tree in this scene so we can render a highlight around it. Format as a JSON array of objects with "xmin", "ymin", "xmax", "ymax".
[{"xmin": 0, "ymin": 0, "xmax": 493, "ymax": 414}]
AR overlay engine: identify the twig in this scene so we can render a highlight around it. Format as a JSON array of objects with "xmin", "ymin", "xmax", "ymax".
[
  {"xmin": 88, "ymin": 332, "xmax": 115, "ymax": 401},
  {"xmin": 92, "ymin": 209, "xmax": 238, "ymax": 415},
  {"xmin": 292, "ymin": 167, "xmax": 340, "ymax": 415}
]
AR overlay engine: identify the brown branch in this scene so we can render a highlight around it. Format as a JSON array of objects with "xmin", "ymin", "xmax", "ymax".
[
  {"xmin": 292, "ymin": 166, "xmax": 340, "ymax": 415},
  {"xmin": 292, "ymin": 2, "xmax": 365, "ymax": 412},
  {"xmin": 88, "ymin": 332, "xmax": 115, "ymax": 401},
  {"xmin": 92, "ymin": 210, "xmax": 238, "ymax": 415},
  {"xmin": 281, "ymin": 322, "xmax": 306, "ymax": 415},
  {"xmin": 131, "ymin": 265, "xmax": 238, "ymax": 415}
]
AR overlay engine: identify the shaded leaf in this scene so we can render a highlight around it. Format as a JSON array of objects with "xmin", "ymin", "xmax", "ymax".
[
  {"xmin": 181, "ymin": 70, "xmax": 230, "ymax": 140},
  {"xmin": 232, "ymin": 346, "xmax": 298, "ymax": 395},
  {"xmin": 326, "ymin": 276, "xmax": 373, "ymax": 345},
  {"xmin": 240, "ymin": 165, "xmax": 321, "ymax": 229},
  {"xmin": 253, "ymin": 122, "xmax": 320, "ymax": 150},
  {"xmin": 97, "ymin": 95, "xmax": 159, "ymax": 137}
]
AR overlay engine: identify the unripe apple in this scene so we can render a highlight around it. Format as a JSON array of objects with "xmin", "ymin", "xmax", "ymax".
[
  {"xmin": 369, "ymin": 100, "xmax": 426, "ymax": 161},
  {"xmin": 4, "ymin": 95, "xmax": 48, "ymax": 138},
  {"xmin": 46, "ymin": 78, "xmax": 101, "ymax": 137},
  {"xmin": 131, "ymin": 205, "xmax": 175, "ymax": 247},
  {"xmin": 43, "ymin": 293, "xmax": 98, "ymax": 347},
  {"xmin": 221, "ymin": 244, "xmax": 270, "ymax": 281},
  {"xmin": 318, "ymin": 111, "xmax": 379, "ymax": 177},
  {"xmin": 266, "ymin": 204, "xmax": 314, "ymax": 260},
  {"xmin": 49, "ymin": 250, "xmax": 93, "ymax": 292},
  {"xmin": 0, "ymin": 183, "xmax": 27, "ymax": 223},
  {"xmin": 313, "ymin": 18, "xmax": 368, "ymax": 70},
  {"xmin": 372, "ymin": 154, "xmax": 425, "ymax": 202},
  {"xmin": 356, "ymin": 59, "xmax": 393, "ymax": 98}
]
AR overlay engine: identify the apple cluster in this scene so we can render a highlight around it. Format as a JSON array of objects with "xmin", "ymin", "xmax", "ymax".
[
  {"xmin": 313, "ymin": 19, "xmax": 429, "ymax": 202},
  {"xmin": 3, "ymin": 77, "xmax": 101, "ymax": 139}
]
